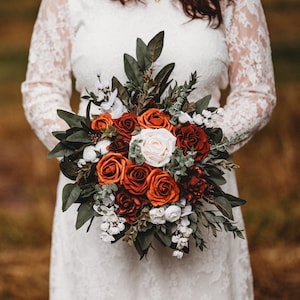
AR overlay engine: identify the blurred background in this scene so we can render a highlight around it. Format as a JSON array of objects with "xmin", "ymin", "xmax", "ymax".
[{"xmin": 0, "ymin": 0, "xmax": 299, "ymax": 299}]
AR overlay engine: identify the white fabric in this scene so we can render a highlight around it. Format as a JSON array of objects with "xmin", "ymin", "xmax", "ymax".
[{"xmin": 22, "ymin": 0, "xmax": 276, "ymax": 299}]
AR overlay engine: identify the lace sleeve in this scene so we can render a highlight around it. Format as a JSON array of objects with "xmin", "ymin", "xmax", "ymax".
[
  {"xmin": 21, "ymin": 0, "xmax": 73, "ymax": 150},
  {"xmin": 219, "ymin": 0, "xmax": 276, "ymax": 153}
]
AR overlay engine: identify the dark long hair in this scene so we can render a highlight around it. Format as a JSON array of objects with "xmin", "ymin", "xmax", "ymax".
[{"xmin": 117, "ymin": 0, "xmax": 223, "ymax": 27}]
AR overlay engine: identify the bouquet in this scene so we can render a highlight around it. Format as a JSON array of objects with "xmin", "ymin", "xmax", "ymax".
[{"xmin": 49, "ymin": 31, "xmax": 246, "ymax": 259}]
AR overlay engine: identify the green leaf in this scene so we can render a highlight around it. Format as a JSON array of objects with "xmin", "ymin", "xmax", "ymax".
[
  {"xmin": 225, "ymin": 193, "xmax": 247, "ymax": 207},
  {"xmin": 136, "ymin": 38, "xmax": 149, "ymax": 71},
  {"xmin": 112, "ymin": 76, "xmax": 129, "ymax": 104},
  {"xmin": 65, "ymin": 130, "xmax": 92, "ymax": 143},
  {"xmin": 48, "ymin": 143, "xmax": 74, "ymax": 158},
  {"xmin": 154, "ymin": 63, "xmax": 175, "ymax": 96},
  {"xmin": 137, "ymin": 227, "xmax": 154, "ymax": 251},
  {"xmin": 212, "ymin": 196, "xmax": 233, "ymax": 220},
  {"xmin": 57, "ymin": 110, "xmax": 86, "ymax": 128},
  {"xmin": 62, "ymin": 183, "xmax": 81, "ymax": 212},
  {"xmin": 155, "ymin": 228, "xmax": 172, "ymax": 247},
  {"xmin": 146, "ymin": 31, "xmax": 164, "ymax": 63},
  {"xmin": 52, "ymin": 131, "xmax": 67, "ymax": 141},
  {"xmin": 195, "ymin": 95, "xmax": 211, "ymax": 114},
  {"xmin": 76, "ymin": 202, "xmax": 96, "ymax": 229},
  {"xmin": 124, "ymin": 53, "xmax": 144, "ymax": 86}
]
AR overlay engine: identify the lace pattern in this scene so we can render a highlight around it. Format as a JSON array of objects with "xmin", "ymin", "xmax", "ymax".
[
  {"xmin": 22, "ymin": 0, "xmax": 275, "ymax": 299},
  {"xmin": 21, "ymin": 0, "xmax": 74, "ymax": 150}
]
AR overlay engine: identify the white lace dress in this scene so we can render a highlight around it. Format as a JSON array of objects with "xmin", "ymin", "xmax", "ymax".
[{"xmin": 22, "ymin": 0, "xmax": 276, "ymax": 299}]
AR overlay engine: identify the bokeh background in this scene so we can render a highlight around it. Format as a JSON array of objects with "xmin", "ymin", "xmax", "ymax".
[{"xmin": 0, "ymin": 0, "xmax": 299, "ymax": 299}]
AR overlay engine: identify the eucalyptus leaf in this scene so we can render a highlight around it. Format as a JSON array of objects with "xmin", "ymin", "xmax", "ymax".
[
  {"xmin": 57, "ymin": 109, "xmax": 86, "ymax": 128},
  {"xmin": 76, "ymin": 202, "xmax": 96, "ymax": 230},
  {"xmin": 146, "ymin": 31, "xmax": 164, "ymax": 63},
  {"xmin": 62, "ymin": 183, "xmax": 81, "ymax": 212},
  {"xmin": 124, "ymin": 53, "xmax": 144, "ymax": 86}
]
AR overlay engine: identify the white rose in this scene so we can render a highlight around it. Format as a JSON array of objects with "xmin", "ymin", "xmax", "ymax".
[
  {"xmin": 164, "ymin": 205, "xmax": 181, "ymax": 223},
  {"xmin": 130, "ymin": 128, "xmax": 176, "ymax": 167},
  {"xmin": 149, "ymin": 207, "xmax": 166, "ymax": 224},
  {"xmin": 83, "ymin": 145, "xmax": 99, "ymax": 163},
  {"xmin": 95, "ymin": 139, "xmax": 111, "ymax": 155}
]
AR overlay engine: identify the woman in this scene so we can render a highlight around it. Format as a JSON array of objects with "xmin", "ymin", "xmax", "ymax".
[{"xmin": 22, "ymin": 0, "xmax": 276, "ymax": 299}]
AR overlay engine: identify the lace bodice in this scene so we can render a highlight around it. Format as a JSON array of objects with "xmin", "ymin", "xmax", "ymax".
[
  {"xmin": 22, "ymin": 0, "xmax": 276, "ymax": 152},
  {"xmin": 22, "ymin": 1, "xmax": 275, "ymax": 299}
]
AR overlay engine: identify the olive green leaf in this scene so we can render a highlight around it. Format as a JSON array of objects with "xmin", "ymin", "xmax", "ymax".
[
  {"xmin": 76, "ymin": 202, "xmax": 96, "ymax": 230},
  {"xmin": 62, "ymin": 183, "xmax": 81, "ymax": 212},
  {"xmin": 124, "ymin": 53, "xmax": 144, "ymax": 86},
  {"xmin": 146, "ymin": 31, "xmax": 164, "ymax": 63},
  {"xmin": 57, "ymin": 109, "xmax": 86, "ymax": 128},
  {"xmin": 195, "ymin": 95, "xmax": 211, "ymax": 114}
]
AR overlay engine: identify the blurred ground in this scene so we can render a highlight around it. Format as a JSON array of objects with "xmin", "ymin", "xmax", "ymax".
[{"xmin": 0, "ymin": 0, "xmax": 300, "ymax": 299}]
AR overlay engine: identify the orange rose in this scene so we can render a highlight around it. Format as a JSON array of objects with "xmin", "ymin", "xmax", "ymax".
[
  {"xmin": 96, "ymin": 152, "xmax": 131, "ymax": 185},
  {"xmin": 138, "ymin": 108, "xmax": 173, "ymax": 131},
  {"xmin": 146, "ymin": 169, "xmax": 180, "ymax": 207},
  {"xmin": 91, "ymin": 112, "xmax": 113, "ymax": 131}
]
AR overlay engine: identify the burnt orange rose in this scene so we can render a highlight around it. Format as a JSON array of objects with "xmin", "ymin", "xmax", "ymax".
[
  {"xmin": 115, "ymin": 188, "xmax": 148, "ymax": 224},
  {"xmin": 108, "ymin": 135, "xmax": 130, "ymax": 156},
  {"xmin": 138, "ymin": 108, "xmax": 173, "ymax": 131},
  {"xmin": 182, "ymin": 166, "xmax": 209, "ymax": 203},
  {"xmin": 96, "ymin": 152, "xmax": 131, "ymax": 185},
  {"xmin": 146, "ymin": 169, "xmax": 179, "ymax": 206},
  {"xmin": 175, "ymin": 122, "xmax": 210, "ymax": 161},
  {"xmin": 113, "ymin": 113, "xmax": 138, "ymax": 138},
  {"xmin": 123, "ymin": 163, "xmax": 153, "ymax": 195},
  {"xmin": 91, "ymin": 112, "xmax": 113, "ymax": 131}
]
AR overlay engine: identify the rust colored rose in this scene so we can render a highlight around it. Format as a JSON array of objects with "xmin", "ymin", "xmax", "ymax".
[
  {"xmin": 108, "ymin": 135, "xmax": 130, "ymax": 156},
  {"xmin": 123, "ymin": 163, "xmax": 153, "ymax": 195},
  {"xmin": 146, "ymin": 169, "xmax": 180, "ymax": 206},
  {"xmin": 115, "ymin": 188, "xmax": 148, "ymax": 224},
  {"xmin": 175, "ymin": 122, "xmax": 210, "ymax": 161},
  {"xmin": 182, "ymin": 166, "xmax": 209, "ymax": 203},
  {"xmin": 91, "ymin": 112, "xmax": 113, "ymax": 131},
  {"xmin": 138, "ymin": 108, "xmax": 174, "ymax": 131},
  {"xmin": 113, "ymin": 113, "xmax": 139, "ymax": 138},
  {"xmin": 96, "ymin": 152, "xmax": 131, "ymax": 185}
]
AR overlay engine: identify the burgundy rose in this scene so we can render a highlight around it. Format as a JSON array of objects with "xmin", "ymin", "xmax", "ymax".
[
  {"xmin": 182, "ymin": 166, "xmax": 209, "ymax": 203},
  {"xmin": 175, "ymin": 122, "xmax": 210, "ymax": 161},
  {"xmin": 115, "ymin": 188, "xmax": 148, "ymax": 224},
  {"xmin": 113, "ymin": 113, "xmax": 139, "ymax": 138},
  {"xmin": 123, "ymin": 163, "xmax": 153, "ymax": 195},
  {"xmin": 108, "ymin": 135, "xmax": 130, "ymax": 156}
]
